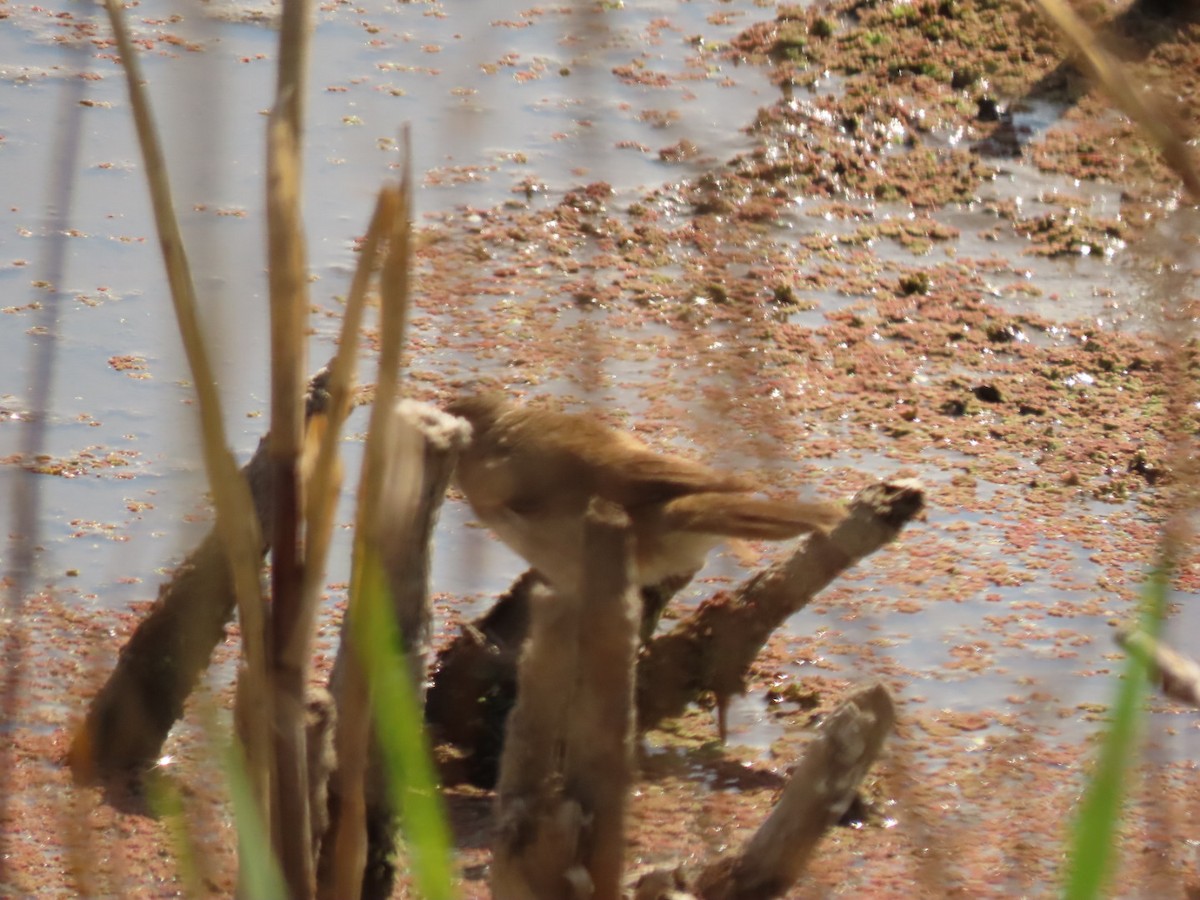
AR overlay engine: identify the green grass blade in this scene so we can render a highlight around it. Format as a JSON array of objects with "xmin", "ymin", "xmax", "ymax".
[
  {"xmin": 145, "ymin": 773, "xmax": 205, "ymax": 898},
  {"xmin": 1063, "ymin": 565, "xmax": 1168, "ymax": 899},
  {"xmin": 223, "ymin": 738, "xmax": 288, "ymax": 900},
  {"xmin": 352, "ymin": 545, "xmax": 456, "ymax": 900}
]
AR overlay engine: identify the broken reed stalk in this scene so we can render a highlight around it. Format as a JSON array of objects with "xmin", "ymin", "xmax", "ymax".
[
  {"xmin": 1116, "ymin": 628, "xmax": 1200, "ymax": 709},
  {"xmin": 294, "ymin": 188, "xmax": 398, "ymax": 669},
  {"xmin": 299, "ymin": 190, "xmax": 398, "ymax": 898},
  {"xmin": 100, "ymin": 0, "xmax": 271, "ymax": 832},
  {"xmin": 1033, "ymin": 0, "xmax": 1200, "ymax": 201},
  {"xmin": 264, "ymin": 0, "xmax": 314, "ymax": 890},
  {"xmin": 323, "ymin": 171, "xmax": 413, "ymax": 899},
  {"xmin": 294, "ymin": 188, "xmax": 397, "ymax": 899},
  {"xmin": 318, "ymin": 401, "xmax": 468, "ymax": 900},
  {"xmin": 493, "ymin": 500, "xmax": 639, "ymax": 900},
  {"xmin": 265, "ymin": 109, "xmax": 315, "ymax": 900}
]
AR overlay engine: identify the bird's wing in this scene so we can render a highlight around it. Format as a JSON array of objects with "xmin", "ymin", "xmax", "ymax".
[
  {"xmin": 489, "ymin": 405, "xmax": 755, "ymax": 507},
  {"xmin": 599, "ymin": 450, "xmax": 753, "ymax": 505},
  {"xmin": 538, "ymin": 415, "xmax": 754, "ymax": 504}
]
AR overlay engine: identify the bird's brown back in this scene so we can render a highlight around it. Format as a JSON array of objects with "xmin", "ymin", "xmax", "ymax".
[{"xmin": 447, "ymin": 392, "xmax": 755, "ymax": 517}]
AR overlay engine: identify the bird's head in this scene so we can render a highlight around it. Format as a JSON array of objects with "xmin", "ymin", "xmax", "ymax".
[{"xmin": 443, "ymin": 378, "xmax": 512, "ymax": 439}]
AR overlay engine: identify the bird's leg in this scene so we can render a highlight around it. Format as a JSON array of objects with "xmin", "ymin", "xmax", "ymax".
[
  {"xmin": 716, "ymin": 693, "xmax": 730, "ymax": 744},
  {"xmin": 637, "ymin": 571, "xmax": 695, "ymax": 643}
]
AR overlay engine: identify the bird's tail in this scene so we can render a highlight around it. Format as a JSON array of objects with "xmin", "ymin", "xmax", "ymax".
[{"xmin": 659, "ymin": 493, "xmax": 846, "ymax": 539}]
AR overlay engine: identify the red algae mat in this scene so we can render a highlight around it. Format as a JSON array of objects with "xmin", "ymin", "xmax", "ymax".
[{"xmin": 5, "ymin": 0, "xmax": 1200, "ymax": 896}]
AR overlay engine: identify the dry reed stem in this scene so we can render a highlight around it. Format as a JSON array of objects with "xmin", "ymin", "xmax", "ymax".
[
  {"xmin": 1034, "ymin": 0, "xmax": 1200, "ymax": 201},
  {"xmin": 265, "ymin": 0, "xmax": 314, "ymax": 890},
  {"xmin": 1117, "ymin": 628, "xmax": 1200, "ymax": 709},
  {"xmin": 101, "ymin": 0, "xmax": 272, "ymax": 837},
  {"xmin": 293, "ymin": 189, "xmax": 399, "ymax": 665},
  {"xmin": 325, "ymin": 165, "xmax": 412, "ymax": 898},
  {"xmin": 274, "ymin": 0, "xmax": 312, "ymax": 141},
  {"xmin": 265, "ymin": 106, "xmax": 316, "ymax": 900}
]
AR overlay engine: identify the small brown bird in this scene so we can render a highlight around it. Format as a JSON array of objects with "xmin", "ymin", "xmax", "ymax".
[{"xmin": 445, "ymin": 389, "xmax": 845, "ymax": 595}]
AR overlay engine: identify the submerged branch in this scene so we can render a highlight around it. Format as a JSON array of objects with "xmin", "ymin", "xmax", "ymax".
[
  {"xmin": 636, "ymin": 479, "xmax": 923, "ymax": 734},
  {"xmin": 632, "ymin": 683, "xmax": 896, "ymax": 900}
]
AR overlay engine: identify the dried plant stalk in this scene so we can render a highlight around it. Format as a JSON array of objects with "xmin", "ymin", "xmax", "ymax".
[
  {"xmin": 1117, "ymin": 628, "xmax": 1200, "ymax": 709},
  {"xmin": 265, "ymin": 107, "xmax": 315, "ymax": 900},
  {"xmin": 322, "ymin": 167, "xmax": 413, "ymax": 899},
  {"xmin": 100, "ymin": 0, "xmax": 271, "ymax": 831},
  {"xmin": 294, "ymin": 187, "xmax": 398, "ymax": 666},
  {"xmin": 1034, "ymin": 0, "xmax": 1200, "ymax": 200},
  {"xmin": 493, "ymin": 500, "xmax": 639, "ymax": 900},
  {"xmin": 263, "ymin": 0, "xmax": 314, "ymax": 890}
]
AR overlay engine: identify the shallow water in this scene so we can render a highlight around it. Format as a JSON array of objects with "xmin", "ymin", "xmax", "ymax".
[
  {"xmin": 1, "ymin": 0, "xmax": 777, "ymax": 593},
  {"xmin": 4, "ymin": 0, "xmax": 1199, "ymax": 819}
]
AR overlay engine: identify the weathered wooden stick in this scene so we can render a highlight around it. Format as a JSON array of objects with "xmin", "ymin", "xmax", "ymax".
[
  {"xmin": 318, "ymin": 400, "xmax": 467, "ymax": 900},
  {"xmin": 375, "ymin": 400, "xmax": 467, "ymax": 683},
  {"xmin": 68, "ymin": 368, "xmax": 333, "ymax": 782},
  {"xmin": 694, "ymin": 683, "xmax": 895, "ymax": 898},
  {"xmin": 630, "ymin": 683, "xmax": 896, "ymax": 900},
  {"xmin": 491, "ymin": 578, "xmax": 588, "ymax": 900},
  {"xmin": 1116, "ymin": 627, "xmax": 1200, "ymax": 709},
  {"xmin": 362, "ymin": 400, "xmax": 466, "ymax": 900}
]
